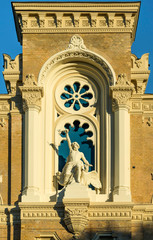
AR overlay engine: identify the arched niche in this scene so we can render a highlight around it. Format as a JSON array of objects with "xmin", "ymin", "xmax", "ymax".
[{"xmin": 37, "ymin": 35, "xmax": 116, "ymax": 201}]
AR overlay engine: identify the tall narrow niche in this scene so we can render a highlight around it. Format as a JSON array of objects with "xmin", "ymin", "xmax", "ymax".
[{"xmin": 55, "ymin": 78, "xmax": 98, "ymax": 191}]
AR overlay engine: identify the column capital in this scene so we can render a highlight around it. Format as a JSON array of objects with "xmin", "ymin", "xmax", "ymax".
[
  {"xmin": 19, "ymin": 74, "xmax": 44, "ymax": 112},
  {"xmin": 110, "ymin": 73, "xmax": 133, "ymax": 111}
]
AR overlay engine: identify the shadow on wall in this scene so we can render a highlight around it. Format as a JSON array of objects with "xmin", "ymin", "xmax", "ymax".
[
  {"xmin": 71, "ymin": 224, "xmax": 153, "ymax": 240},
  {"xmin": 2, "ymin": 212, "xmax": 153, "ymax": 240}
]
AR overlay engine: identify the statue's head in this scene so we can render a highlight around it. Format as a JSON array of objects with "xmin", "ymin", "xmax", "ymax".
[{"xmin": 71, "ymin": 142, "xmax": 80, "ymax": 150}]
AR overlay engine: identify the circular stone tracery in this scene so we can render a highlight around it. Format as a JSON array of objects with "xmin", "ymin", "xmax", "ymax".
[{"xmin": 56, "ymin": 80, "xmax": 96, "ymax": 113}]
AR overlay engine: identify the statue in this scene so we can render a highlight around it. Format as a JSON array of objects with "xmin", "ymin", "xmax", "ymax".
[{"xmin": 56, "ymin": 129, "xmax": 102, "ymax": 190}]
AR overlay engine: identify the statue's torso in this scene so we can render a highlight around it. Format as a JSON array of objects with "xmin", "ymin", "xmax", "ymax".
[{"xmin": 68, "ymin": 150, "xmax": 82, "ymax": 164}]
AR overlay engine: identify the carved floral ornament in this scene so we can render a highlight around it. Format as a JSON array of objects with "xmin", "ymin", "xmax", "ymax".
[
  {"xmin": 38, "ymin": 35, "xmax": 115, "ymax": 86},
  {"xmin": 19, "ymin": 74, "xmax": 44, "ymax": 111}
]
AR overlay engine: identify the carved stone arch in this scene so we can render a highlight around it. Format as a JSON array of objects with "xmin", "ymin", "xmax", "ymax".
[
  {"xmin": 36, "ymin": 35, "xmax": 115, "ymax": 201},
  {"xmin": 38, "ymin": 35, "xmax": 116, "ymax": 87}
]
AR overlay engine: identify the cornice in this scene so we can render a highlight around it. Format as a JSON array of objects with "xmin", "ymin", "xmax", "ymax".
[
  {"xmin": 12, "ymin": 2, "xmax": 141, "ymax": 9},
  {"xmin": 12, "ymin": 2, "xmax": 140, "ymax": 45},
  {"xmin": 1, "ymin": 202, "xmax": 153, "ymax": 224}
]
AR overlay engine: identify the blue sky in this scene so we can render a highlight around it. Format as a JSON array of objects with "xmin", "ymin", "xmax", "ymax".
[{"xmin": 0, "ymin": 0, "xmax": 153, "ymax": 93}]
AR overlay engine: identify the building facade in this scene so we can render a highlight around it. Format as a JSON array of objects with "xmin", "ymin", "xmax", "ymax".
[{"xmin": 0, "ymin": 1, "xmax": 153, "ymax": 240}]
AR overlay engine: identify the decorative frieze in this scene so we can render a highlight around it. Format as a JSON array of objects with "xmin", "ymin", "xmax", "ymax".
[
  {"xmin": 88, "ymin": 210, "xmax": 131, "ymax": 218},
  {"xmin": 132, "ymin": 102, "xmax": 141, "ymax": 110},
  {"xmin": 12, "ymin": 2, "xmax": 140, "ymax": 44},
  {"xmin": 22, "ymin": 211, "xmax": 63, "ymax": 219},
  {"xmin": 16, "ymin": 13, "xmax": 136, "ymax": 31},
  {"xmin": 0, "ymin": 203, "xmax": 152, "ymax": 226},
  {"xmin": 130, "ymin": 100, "xmax": 153, "ymax": 114}
]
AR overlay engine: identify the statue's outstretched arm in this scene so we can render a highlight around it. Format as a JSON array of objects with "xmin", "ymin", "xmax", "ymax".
[
  {"xmin": 81, "ymin": 153, "xmax": 93, "ymax": 167},
  {"xmin": 65, "ymin": 129, "xmax": 72, "ymax": 151}
]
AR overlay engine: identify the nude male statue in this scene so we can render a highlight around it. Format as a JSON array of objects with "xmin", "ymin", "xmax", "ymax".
[{"xmin": 57, "ymin": 129, "xmax": 92, "ymax": 186}]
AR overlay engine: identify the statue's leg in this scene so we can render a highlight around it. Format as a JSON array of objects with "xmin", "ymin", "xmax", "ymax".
[
  {"xmin": 63, "ymin": 174, "xmax": 71, "ymax": 185},
  {"xmin": 63, "ymin": 162, "xmax": 73, "ymax": 185},
  {"xmin": 75, "ymin": 165, "xmax": 81, "ymax": 183}
]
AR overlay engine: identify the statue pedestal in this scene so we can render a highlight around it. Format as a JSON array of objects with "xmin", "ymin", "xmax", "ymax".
[
  {"xmin": 63, "ymin": 183, "xmax": 90, "ymax": 238},
  {"xmin": 64, "ymin": 182, "xmax": 90, "ymax": 200}
]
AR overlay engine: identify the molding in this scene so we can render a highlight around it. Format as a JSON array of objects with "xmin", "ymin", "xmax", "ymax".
[
  {"xmin": 36, "ymin": 233, "xmax": 61, "ymax": 240},
  {"xmin": 12, "ymin": 2, "xmax": 141, "ymax": 8},
  {"xmin": 12, "ymin": 2, "xmax": 140, "ymax": 44},
  {"xmin": 0, "ymin": 203, "xmax": 153, "ymax": 225},
  {"xmin": 130, "ymin": 96, "xmax": 153, "ymax": 114}
]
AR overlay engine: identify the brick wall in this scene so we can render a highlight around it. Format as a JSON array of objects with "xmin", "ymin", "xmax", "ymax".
[
  {"xmin": 22, "ymin": 33, "xmax": 131, "ymax": 81},
  {"xmin": 131, "ymin": 114, "xmax": 153, "ymax": 203}
]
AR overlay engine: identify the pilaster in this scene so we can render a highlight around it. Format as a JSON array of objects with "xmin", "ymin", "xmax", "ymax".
[
  {"xmin": 111, "ymin": 74, "xmax": 133, "ymax": 202},
  {"xmin": 19, "ymin": 74, "xmax": 43, "ymax": 202}
]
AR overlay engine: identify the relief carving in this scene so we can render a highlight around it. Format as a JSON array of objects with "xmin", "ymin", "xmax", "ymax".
[
  {"xmin": 116, "ymin": 20, "xmax": 124, "ymax": 27},
  {"xmin": 142, "ymin": 116, "xmax": 153, "ymax": 127},
  {"xmin": 67, "ymin": 34, "xmax": 87, "ymax": 50},
  {"xmin": 22, "ymin": 91, "xmax": 42, "ymax": 110},
  {"xmin": 116, "ymin": 73, "xmax": 130, "ymax": 86},
  {"xmin": 111, "ymin": 73, "xmax": 133, "ymax": 110},
  {"xmin": 74, "ymin": 19, "xmax": 79, "ymax": 27},
  {"xmin": 9, "ymin": 61, "xmax": 17, "ymax": 69},
  {"xmin": 19, "ymin": 74, "xmax": 43, "ymax": 111},
  {"xmin": 146, "ymin": 117, "xmax": 153, "ymax": 127},
  {"xmin": 57, "ymin": 19, "xmax": 62, "ymax": 27},
  {"xmin": 135, "ymin": 59, "xmax": 142, "ymax": 68},
  {"xmin": 64, "ymin": 205, "xmax": 88, "ymax": 238},
  {"xmin": 112, "ymin": 91, "xmax": 132, "ymax": 106},
  {"xmin": 22, "ymin": 20, "xmax": 28, "ymax": 29},
  {"xmin": 91, "ymin": 19, "xmax": 97, "ymax": 27},
  {"xmin": 126, "ymin": 19, "xmax": 131, "ymax": 27},
  {"xmin": 109, "ymin": 19, "xmax": 114, "ymax": 27},
  {"xmin": 39, "ymin": 20, "xmax": 45, "ymax": 28},
  {"xmin": 24, "ymin": 74, "xmax": 37, "ymax": 86},
  {"xmin": 0, "ymin": 118, "xmax": 6, "ymax": 127}
]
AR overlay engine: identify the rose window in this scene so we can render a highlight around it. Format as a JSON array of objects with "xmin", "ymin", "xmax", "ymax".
[{"xmin": 56, "ymin": 81, "xmax": 95, "ymax": 112}]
